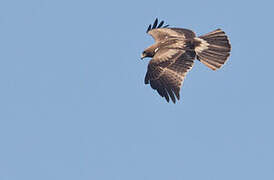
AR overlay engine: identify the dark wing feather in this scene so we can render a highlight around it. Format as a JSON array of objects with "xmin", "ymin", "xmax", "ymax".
[
  {"xmin": 146, "ymin": 24, "xmax": 152, "ymax": 33},
  {"xmin": 146, "ymin": 18, "xmax": 168, "ymax": 33},
  {"xmin": 152, "ymin": 18, "xmax": 158, "ymax": 29},
  {"xmin": 157, "ymin": 20, "xmax": 164, "ymax": 28},
  {"xmin": 145, "ymin": 49, "xmax": 196, "ymax": 103}
]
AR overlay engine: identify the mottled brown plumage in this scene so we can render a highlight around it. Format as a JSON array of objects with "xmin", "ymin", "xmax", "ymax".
[{"xmin": 141, "ymin": 18, "xmax": 231, "ymax": 103}]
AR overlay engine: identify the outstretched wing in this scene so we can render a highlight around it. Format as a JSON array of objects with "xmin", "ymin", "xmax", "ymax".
[
  {"xmin": 145, "ymin": 48, "xmax": 196, "ymax": 103},
  {"xmin": 146, "ymin": 18, "xmax": 196, "ymax": 42},
  {"xmin": 148, "ymin": 28, "xmax": 196, "ymax": 42}
]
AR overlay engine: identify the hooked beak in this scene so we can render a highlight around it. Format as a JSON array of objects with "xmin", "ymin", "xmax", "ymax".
[{"xmin": 141, "ymin": 53, "xmax": 146, "ymax": 60}]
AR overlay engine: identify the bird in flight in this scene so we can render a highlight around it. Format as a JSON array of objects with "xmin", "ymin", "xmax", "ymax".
[{"xmin": 141, "ymin": 18, "xmax": 231, "ymax": 103}]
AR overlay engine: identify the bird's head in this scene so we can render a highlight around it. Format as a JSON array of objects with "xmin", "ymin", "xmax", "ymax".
[
  {"xmin": 141, "ymin": 47, "xmax": 157, "ymax": 60},
  {"xmin": 141, "ymin": 51, "xmax": 149, "ymax": 60}
]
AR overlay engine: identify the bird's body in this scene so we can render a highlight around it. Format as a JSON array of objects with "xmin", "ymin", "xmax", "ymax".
[{"xmin": 142, "ymin": 18, "xmax": 231, "ymax": 103}]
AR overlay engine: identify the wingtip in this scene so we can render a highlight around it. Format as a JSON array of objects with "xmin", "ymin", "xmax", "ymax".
[
  {"xmin": 166, "ymin": 89, "xmax": 176, "ymax": 104},
  {"xmin": 157, "ymin": 20, "xmax": 164, "ymax": 28},
  {"xmin": 146, "ymin": 18, "xmax": 169, "ymax": 33},
  {"xmin": 146, "ymin": 24, "xmax": 152, "ymax": 33},
  {"xmin": 152, "ymin": 18, "xmax": 158, "ymax": 29},
  {"xmin": 164, "ymin": 95, "xmax": 170, "ymax": 103}
]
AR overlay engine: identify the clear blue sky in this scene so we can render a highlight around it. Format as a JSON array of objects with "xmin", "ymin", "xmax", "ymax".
[{"xmin": 0, "ymin": 0, "xmax": 274, "ymax": 179}]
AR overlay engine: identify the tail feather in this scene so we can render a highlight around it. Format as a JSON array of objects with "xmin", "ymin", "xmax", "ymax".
[{"xmin": 194, "ymin": 29, "xmax": 231, "ymax": 70}]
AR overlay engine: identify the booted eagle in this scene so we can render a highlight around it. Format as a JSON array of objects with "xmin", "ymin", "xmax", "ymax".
[{"xmin": 141, "ymin": 18, "xmax": 231, "ymax": 103}]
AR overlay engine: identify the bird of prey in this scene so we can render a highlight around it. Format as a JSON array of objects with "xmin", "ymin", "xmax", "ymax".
[{"xmin": 141, "ymin": 18, "xmax": 231, "ymax": 103}]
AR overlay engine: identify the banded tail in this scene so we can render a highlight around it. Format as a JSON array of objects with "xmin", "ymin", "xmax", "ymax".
[{"xmin": 194, "ymin": 29, "xmax": 231, "ymax": 70}]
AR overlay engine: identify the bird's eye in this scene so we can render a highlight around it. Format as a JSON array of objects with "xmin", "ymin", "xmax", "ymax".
[{"xmin": 142, "ymin": 51, "xmax": 146, "ymax": 54}]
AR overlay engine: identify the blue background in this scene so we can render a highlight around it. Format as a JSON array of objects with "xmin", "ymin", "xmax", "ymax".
[{"xmin": 0, "ymin": 0, "xmax": 273, "ymax": 179}]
